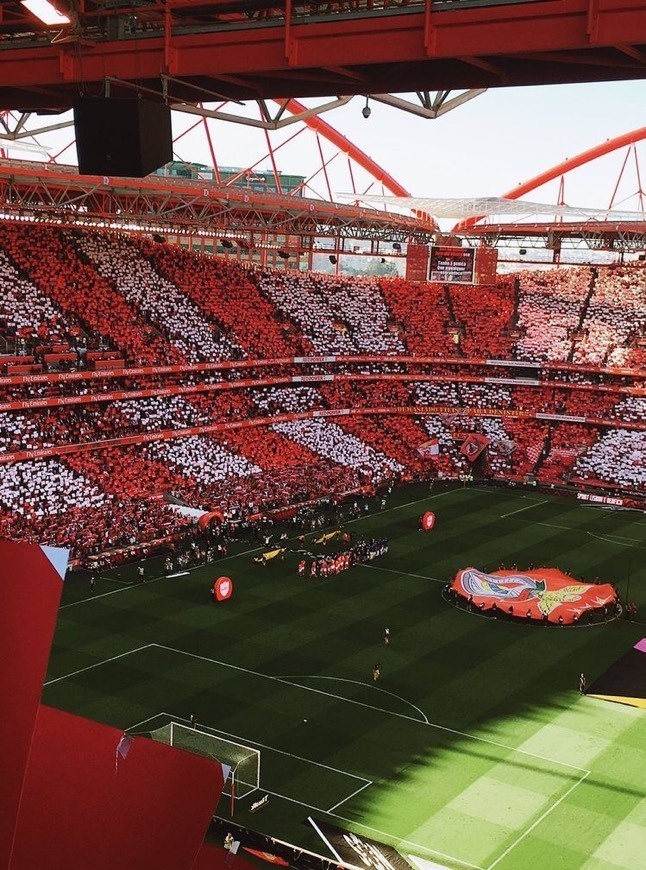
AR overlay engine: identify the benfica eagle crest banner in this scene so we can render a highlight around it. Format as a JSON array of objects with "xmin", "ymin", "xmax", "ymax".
[
  {"xmin": 452, "ymin": 567, "xmax": 616, "ymax": 623},
  {"xmin": 460, "ymin": 433, "xmax": 490, "ymax": 462}
]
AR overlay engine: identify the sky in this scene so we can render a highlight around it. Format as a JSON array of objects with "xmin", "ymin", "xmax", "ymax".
[
  {"xmin": 166, "ymin": 78, "xmax": 646, "ymax": 212},
  {"xmin": 5, "ymin": 78, "xmax": 646, "ymax": 218}
]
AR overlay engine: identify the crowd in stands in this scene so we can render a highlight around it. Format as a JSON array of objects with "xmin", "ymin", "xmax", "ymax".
[
  {"xmin": 259, "ymin": 271, "xmax": 405, "ymax": 355},
  {"xmin": 0, "ymin": 224, "xmax": 183, "ymax": 367},
  {"xmin": 0, "ymin": 249, "xmax": 73, "ymax": 349},
  {"xmin": 573, "ymin": 429, "xmax": 645, "ymax": 489},
  {"xmin": 0, "ymin": 457, "xmax": 193, "ymax": 559},
  {"xmin": 77, "ymin": 232, "xmax": 241, "ymax": 363},
  {"xmin": 452, "ymin": 279, "xmax": 516, "ymax": 357},
  {"xmin": 540, "ymin": 424, "xmax": 597, "ymax": 482},
  {"xmin": 378, "ymin": 279, "xmax": 454, "ymax": 357},
  {"xmin": 574, "ymin": 265, "xmax": 646, "ymax": 367},
  {"xmin": 0, "ymin": 224, "xmax": 643, "ymax": 562},
  {"xmin": 516, "ymin": 267, "xmax": 592, "ymax": 361},
  {"xmin": 274, "ymin": 418, "xmax": 402, "ymax": 479},
  {"xmin": 147, "ymin": 436, "xmax": 262, "ymax": 486},
  {"xmin": 139, "ymin": 238, "xmax": 305, "ymax": 360}
]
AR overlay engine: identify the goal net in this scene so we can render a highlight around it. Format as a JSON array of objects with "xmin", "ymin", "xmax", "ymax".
[{"xmin": 150, "ymin": 722, "xmax": 260, "ymax": 811}]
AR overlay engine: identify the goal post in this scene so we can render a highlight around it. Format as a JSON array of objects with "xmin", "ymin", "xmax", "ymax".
[{"xmin": 149, "ymin": 721, "xmax": 260, "ymax": 815}]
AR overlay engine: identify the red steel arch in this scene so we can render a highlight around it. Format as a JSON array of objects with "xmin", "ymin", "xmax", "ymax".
[
  {"xmin": 453, "ymin": 127, "xmax": 646, "ymax": 232},
  {"xmin": 280, "ymin": 99, "xmax": 410, "ymax": 197}
]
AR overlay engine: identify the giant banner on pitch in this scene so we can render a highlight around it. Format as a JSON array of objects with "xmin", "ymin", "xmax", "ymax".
[{"xmin": 452, "ymin": 567, "xmax": 616, "ymax": 623}]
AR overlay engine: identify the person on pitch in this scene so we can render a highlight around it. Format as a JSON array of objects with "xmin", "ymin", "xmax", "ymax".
[
  {"xmin": 384, "ymin": 626, "xmax": 390, "ymax": 646},
  {"xmin": 298, "ymin": 559, "xmax": 306, "ymax": 576},
  {"xmin": 579, "ymin": 673, "xmax": 587, "ymax": 695},
  {"xmin": 372, "ymin": 663, "xmax": 381, "ymax": 682}
]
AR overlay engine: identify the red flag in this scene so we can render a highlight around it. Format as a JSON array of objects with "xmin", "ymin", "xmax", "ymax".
[
  {"xmin": 242, "ymin": 848, "xmax": 289, "ymax": 866},
  {"xmin": 460, "ymin": 433, "xmax": 490, "ymax": 462}
]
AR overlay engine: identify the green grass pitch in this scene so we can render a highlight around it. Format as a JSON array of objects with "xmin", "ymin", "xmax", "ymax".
[{"xmin": 45, "ymin": 484, "xmax": 646, "ymax": 869}]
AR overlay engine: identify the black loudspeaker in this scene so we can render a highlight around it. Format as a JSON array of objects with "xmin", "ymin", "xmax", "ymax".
[{"xmin": 73, "ymin": 97, "xmax": 172, "ymax": 178}]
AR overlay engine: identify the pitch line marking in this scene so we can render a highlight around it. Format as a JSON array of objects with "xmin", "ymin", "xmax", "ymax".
[
  {"xmin": 500, "ymin": 499, "xmax": 549, "ymax": 518},
  {"xmin": 586, "ymin": 530, "xmax": 645, "ymax": 546},
  {"xmin": 152, "ymin": 644, "xmax": 590, "ymax": 774},
  {"xmin": 277, "ymin": 674, "xmax": 429, "ymax": 724},
  {"xmin": 359, "ymin": 563, "xmax": 444, "ymax": 585},
  {"xmin": 43, "ymin": 643, "xmax": 154, "ymax": 686},
  {"xmin": 326, "ymin": 780, "xmax": 373, "ymax": 814},
  {"xmin": 328, "ymin": 815, "xmax": 485, "ymax": 870},
  {"xmin": 486, "ymin": 770, "xmax": 590, "ymax": 870},
  {"xmin": 98, "ymin": 574, "xmax": 132, "ymax": 585},
  {"xmin": 124, "ymin": 712, "xmax": 168, "ymax": 733},
  {"xmin": 59, "ymin": 487, "xmax": 462, "ymax": 610}
]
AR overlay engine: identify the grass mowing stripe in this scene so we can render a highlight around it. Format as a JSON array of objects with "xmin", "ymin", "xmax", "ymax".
[{"xmin": 485, "ymin": 770, "xmax": 591, "ymax": 870}]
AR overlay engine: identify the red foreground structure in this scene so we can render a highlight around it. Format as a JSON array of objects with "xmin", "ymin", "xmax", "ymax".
[
  {"xmin": 1, "ymin": 2, "xmax": 646, "ymax": 108},
  {"xmin": 0, "ymin": 540, "xmax": 225, "ymax": 870}
]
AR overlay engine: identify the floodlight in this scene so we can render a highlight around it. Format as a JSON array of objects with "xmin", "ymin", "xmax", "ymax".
[{"xmin": 21, "ymin": 0, "xmax": 71, "ymax": 25}]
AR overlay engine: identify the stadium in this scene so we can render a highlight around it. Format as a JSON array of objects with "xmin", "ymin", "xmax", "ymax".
[{"xmin": 1, "ymin": 3, "xmax": 645, "ymax": 870}]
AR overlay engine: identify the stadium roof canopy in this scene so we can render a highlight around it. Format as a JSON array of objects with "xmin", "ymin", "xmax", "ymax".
[{"xmin": 341, "ymin": 195, "xmax": 646, "ymax": 223}]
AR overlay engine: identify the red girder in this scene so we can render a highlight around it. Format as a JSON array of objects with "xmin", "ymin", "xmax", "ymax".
[
  {"xmin": 454, "ymin": 126, "xmax": 646, "ymax": 233},
  {"xmin": 0, "ymin": 159, "xmax": 434, "ymax": 239},
  {"xmin": 1, "ymin": 2, "xmax": 646, "ymax": 109}
]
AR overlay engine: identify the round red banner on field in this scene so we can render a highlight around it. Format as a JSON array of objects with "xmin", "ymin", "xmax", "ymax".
[
  {"xmin": 421, "ymin": 511, "xmax": 436, "ymax": 531},
  {"xmin": 213, "ymin": 576, "xmax": 233, "ymax": 601}
]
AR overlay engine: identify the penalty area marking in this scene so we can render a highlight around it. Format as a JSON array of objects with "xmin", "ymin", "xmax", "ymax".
[
  {"xmin": 151, "ymin": 644, "xmax": 590, "ymax": 773},
  {"xmin": 45, "ymin": 641, "xmax": 589, "ymax": 772},
  {"xmin": 128, "ymin": 711, "xmax": 372, "ymax": 817},
  {"xmin": 49, "ymin": 643, "xmax": 588, "ymax": 870}
]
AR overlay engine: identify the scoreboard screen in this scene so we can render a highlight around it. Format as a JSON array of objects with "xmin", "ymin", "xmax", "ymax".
[{"xmin": 428, "ymin": 246, "xmax": 475, "ymax": 284}]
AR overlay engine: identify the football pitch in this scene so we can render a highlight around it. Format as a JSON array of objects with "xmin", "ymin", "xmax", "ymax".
[{"xmin": 45, "ymin": 484, "xmax": 646, "ymax": 869}]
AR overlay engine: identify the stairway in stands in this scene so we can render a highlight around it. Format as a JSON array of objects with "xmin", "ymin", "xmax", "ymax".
[
  {"xmin": 532, "ymin": 425, "xmax": 553, "ymax": 476},
  {"xmin": 443, "ymin": 284, "xmax": 465, "ymax": 356},
  {"xmin": 567, "ymin": 267, "xmax": 598, "ymax": 362}
]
